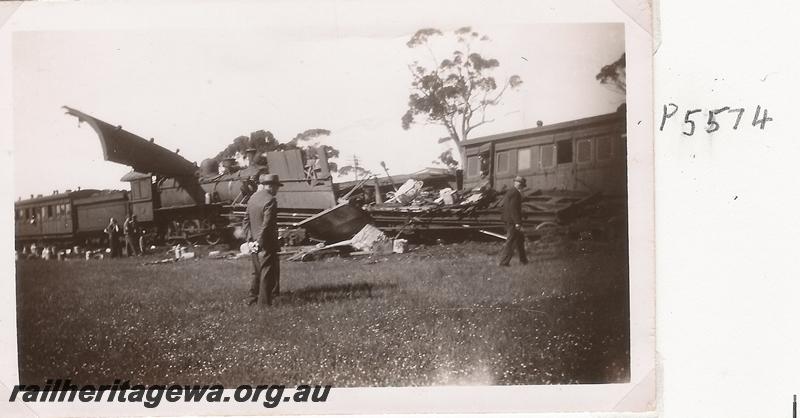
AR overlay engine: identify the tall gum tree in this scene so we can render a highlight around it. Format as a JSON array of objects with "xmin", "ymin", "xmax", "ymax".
[
  {"xmin": 401, "ymin": 27, "xmax": 523, "ymax": 167},
  {"xmin": 596, "ymin": 53, "xmax": 626, "ymax": 96}
]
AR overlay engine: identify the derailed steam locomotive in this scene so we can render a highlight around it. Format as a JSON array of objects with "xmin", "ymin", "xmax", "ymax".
[{"xmin": 14, "ymin": 107, "xmax": 339, "ymax": 249}]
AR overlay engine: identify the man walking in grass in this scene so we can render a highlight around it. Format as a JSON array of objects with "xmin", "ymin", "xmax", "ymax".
[
  {"xmin": 498, "ymin": 176, "xmax": 528, "ymax": 267},
  {"xmin": 243, "ymin": 174, "xmax": 282, "ymax": 306}
]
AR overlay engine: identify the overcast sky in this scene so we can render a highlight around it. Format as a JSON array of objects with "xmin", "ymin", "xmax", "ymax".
[{"xmin": 12, "ymin": 11, "xmax": 623, "ymax": 198}]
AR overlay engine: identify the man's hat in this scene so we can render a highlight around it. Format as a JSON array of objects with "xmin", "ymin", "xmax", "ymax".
[
  {"xmin": 259, "ymin": 173, "xmax": 284, "ymax": 186},
  {"xmin": 513, "ymin": 175, "xmax": 527, "ymax": 186}
]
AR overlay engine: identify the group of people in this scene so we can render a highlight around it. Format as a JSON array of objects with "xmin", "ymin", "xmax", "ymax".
[
  {"xmin": 18, "ymin": 243, "xmax": 60, "ymax": 260},
  {"xmin": 104, "ymin": 214, "xmax": 144, "ymax": 258}
]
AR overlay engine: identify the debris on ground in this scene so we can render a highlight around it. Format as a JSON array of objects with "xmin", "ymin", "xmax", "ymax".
[{"xmin": 288, "ymin": 224, "xmax": 392, "ymax": 262}]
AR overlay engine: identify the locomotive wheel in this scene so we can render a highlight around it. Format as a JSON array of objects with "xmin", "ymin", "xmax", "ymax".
[
  {"xmin": 165, "ymin": 221, "xmax": 184, "ymax": 246},
  {"xmin": 201, "ymin": 220, "xmax": 222, "ymax": 245},
  {"xmin": 181, "ymin": 219, "xmax": 201, "ymax": 244},
  {"xmin": 181, "ymin": 219, "xmax": 200, "ymax": 234}
]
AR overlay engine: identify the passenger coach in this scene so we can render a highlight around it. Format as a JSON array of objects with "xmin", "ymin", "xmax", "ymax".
[
  {"xmin": 460, "ymin": 111, "xmax": 627, "ymax": 196},
  {"xmin": 15, "ymin": 189, "xmax": 129, "ymax": 249}
]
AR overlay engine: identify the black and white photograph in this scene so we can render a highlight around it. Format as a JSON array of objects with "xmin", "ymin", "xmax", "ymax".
[{"xmin": 4, "ymin": 1, "xmax": 655, "ymax": 415}]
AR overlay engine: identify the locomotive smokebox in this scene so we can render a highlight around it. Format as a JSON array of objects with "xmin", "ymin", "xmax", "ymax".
[
  {"xmin": 221, "ymin": 158, "xmax": 237, "ymax": 174},
  {"xmin": 200, "ymin": 159, "xmax": 219, "ymax": 177}
]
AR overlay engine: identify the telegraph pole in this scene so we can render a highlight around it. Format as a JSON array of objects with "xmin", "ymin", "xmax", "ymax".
[{"xmin": 350, "ymin": 155, "xmax": 361, "ymax": 181}]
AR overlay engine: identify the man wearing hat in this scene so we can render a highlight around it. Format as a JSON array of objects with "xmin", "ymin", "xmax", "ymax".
[
  {"xmin": 499, "ymin": 175, "xmax": 528, "ymax": 266},
  {"xmin": 243, "ymin": 173, "xmax": 283, "ymax": 306}
]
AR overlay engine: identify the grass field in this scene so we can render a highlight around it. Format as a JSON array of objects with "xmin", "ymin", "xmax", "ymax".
[{"xmin": 16, "ymin": 238, "xmax": 629, "ymax": 387}]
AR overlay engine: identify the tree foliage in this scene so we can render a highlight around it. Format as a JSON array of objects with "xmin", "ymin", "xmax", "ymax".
[
  {"xmin": 596, "ymin": 53, "xmax": 626, "ymax": 95},
  {"xmin": 402, "ymin": 26, "xmax": 523, "ymax": 165},
  {"xmin": 432, "ymin": 149, "xmax": 459, "ymax": 170},
  {"xmin": 213, "ymin": 128, "xmax": 339, "ymax": 172},
  {"xmin": 338, "ymin": 165, "xmax": 371, "ymax": 181},
  {"xmin": 214, "ymin": 130, "xmax": 278, "ymax": 162}
]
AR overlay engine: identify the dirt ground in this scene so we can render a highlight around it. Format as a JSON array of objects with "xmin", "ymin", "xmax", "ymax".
[{"xmin": 15, "ymin": 237, "xmax": 629, "ymax": 387}]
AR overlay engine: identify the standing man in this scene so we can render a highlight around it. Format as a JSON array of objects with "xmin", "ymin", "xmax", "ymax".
[
  {"xmin": 104, "ymin": 218, "xmax": 121, "ymax": 258},
  {"xmin": 499, "ymin": 176, "xmax": 528, "ymax": 266},
  {"xmin": 242, "ymin": 174, "xmax": 283, "ymax": 306},
  {"xmin": 123, "ymin": 214, "xmax": 140, "ymax": 256}
]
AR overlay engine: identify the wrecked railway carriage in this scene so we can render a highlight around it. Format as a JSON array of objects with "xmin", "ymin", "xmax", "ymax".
[{"xmin": 14, "ymin": 109, "xmax": 626, "ymax": 249}]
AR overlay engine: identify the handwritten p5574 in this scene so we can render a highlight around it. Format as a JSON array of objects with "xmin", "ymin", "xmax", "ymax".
[{"xmin": 659, "ymin": 104, "xmax": 773, "ymax": 136}]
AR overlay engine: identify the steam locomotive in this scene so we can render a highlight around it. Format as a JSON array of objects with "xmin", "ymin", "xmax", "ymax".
[{"xmin": 15, "ymin": 108, "xmax": 339, "ymax": 250}]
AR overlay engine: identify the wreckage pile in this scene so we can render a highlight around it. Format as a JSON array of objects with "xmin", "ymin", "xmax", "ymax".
[
  {"xmin": 365, "ymin": 179, "xmax": 607, "ymax": 234},
  {"xmin": 290, "ymin": 178, "xmax": 623, "ymax": 260}
]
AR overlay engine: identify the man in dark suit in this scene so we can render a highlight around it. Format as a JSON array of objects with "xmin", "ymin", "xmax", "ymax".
[
  {"xmin": 104, "ymin": 218, "xmax": 121, "ymax": 258},
  {"xmin": 123, "ymin": 214, "xmax": 140, "ymax": 256},
  {"xmin": 243, "ymin": 174, "xmax": 283, "ymax": 306},
  {"xmin": 499, "ymin": 176, "xmax": 528, "ymax": 266}
]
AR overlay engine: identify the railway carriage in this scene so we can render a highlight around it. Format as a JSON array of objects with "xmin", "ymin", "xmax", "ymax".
[
  {"xmin": 461, "ymin": 111, "xmax": 627, "ymax": 196},
  {"xmin": 14, "ymin": 189, "xmax": 128, "ymax": 249}
]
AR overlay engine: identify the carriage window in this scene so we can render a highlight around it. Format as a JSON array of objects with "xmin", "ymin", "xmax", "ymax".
[
  {"xmin": 56, "ymin": 204, "xmax": 62, "ymax": 216},
  {"xmin": 576, "ymin": 139, "xmax": 592, "ymax": 163},
  {"xmin": 597, "ymin": 137, "xmax": 612, "ymax": 161},
  {"xmin": 47, "ymin": 205, "xmax": 54, "ymax": 218},
  {"xmin": 517, "ymin": 148, "xmax": 531, "ymax": 171},
  {"xmin": 65, "ymin": 204, "xmax": 71, "ymax": 215},
  {"xmin": 557, "ymin": 140, "xmax": 573, "ymax": 164},
  {"xmin": 496, "ymin": 151, "xmax": 510, "ymax": 174},
  {"xmin": 541, "ymin": 144, "xmax": 556, "ymax": 168},
  {"xmin": 466, "ymin": 156, "xmax": 480, "ymax": 177},
  {"xmin": 41, "ymin": 207, "xmax": 47, "ymax": 218},
  {"xmin": 138, "ymin": 180, "xmax": 151, "ymax": 199}
]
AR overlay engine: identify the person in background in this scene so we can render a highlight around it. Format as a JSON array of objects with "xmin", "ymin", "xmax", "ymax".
[
  {"xmin": 242, "ymin": 174, "xmax": 283, "ymax": 306},
  {"xmin": 123, "ymin": 214, "xmax": 141, "ymax": 256},
  {"xmin": 240, "ymin": 175, "xmax": 259, "ymax": 205},
  {"xmin": 104, "ymin": 218, "xmax": 121, "ymax": 258},
  {"xmin": 498, "ymin": 176, "xmax": 529, "ymax": 267},
  {"xmin": 139, "ymin": 228, "xmax": 147, "ymax": 255}
]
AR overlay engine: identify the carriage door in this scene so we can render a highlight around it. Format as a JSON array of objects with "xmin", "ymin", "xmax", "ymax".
[
  {"xmin": 478, "ymin": 142, "xmax": 495, "ymax": 188},
  {"xmin": 554, "ymin": 132, "xmax": 575, "ymax": 190}
]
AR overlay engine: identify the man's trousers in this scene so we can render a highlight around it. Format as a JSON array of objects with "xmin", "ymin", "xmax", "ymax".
[
  {"xmin": 249, "ymin": 250, "xmax": 280, "ymax": 305},
  {"xmin": 498, "ymin": 224, "xmax": 528, "ymax": 266},
  {"xmin": 125, "ymin": 235, "xmax": 139, "ymax": 256}
]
